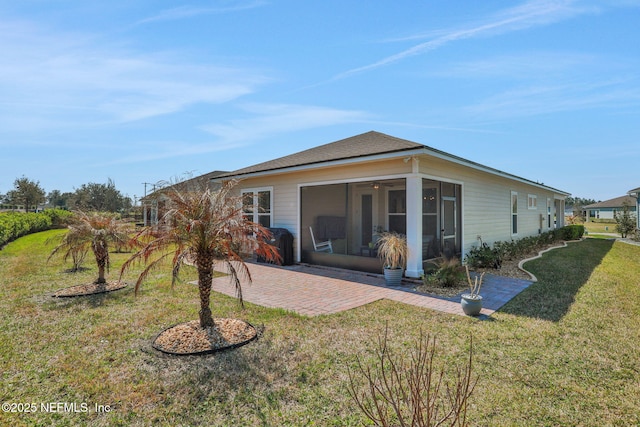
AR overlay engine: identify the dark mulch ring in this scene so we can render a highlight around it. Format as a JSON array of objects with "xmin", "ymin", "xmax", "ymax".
[
  {"xmin": 52, "ymin": 281, "xmax": 128, "ymax": 298},
  {"xmin": 152, "ymin": 318, "xmax": 258, "ymax": 356}
]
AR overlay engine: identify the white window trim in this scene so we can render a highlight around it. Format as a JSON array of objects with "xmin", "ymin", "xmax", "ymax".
[
  {"xmin": 528, "ymin": 194, "xmax": 537, "ymax": 210},
  {"xmin": 241, "ymin": 187, "xmax": 273, "ymax": 227}
]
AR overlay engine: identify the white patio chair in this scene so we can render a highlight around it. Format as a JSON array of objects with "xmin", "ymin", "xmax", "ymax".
[{"xmin": 309, "ymin": 226, "xmax": 333, "ymax": 253}]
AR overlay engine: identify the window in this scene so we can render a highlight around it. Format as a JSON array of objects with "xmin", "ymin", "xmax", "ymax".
[
  {"xmin": 242, "ymin": 188, "xmax": 272, "ymax": 228},
  {"xmin": 528, "ymin": 194, "xmax": 537, "ymax": 210},
  {"xmin": 511, "ymin": 192, "xmax": 518, "ymax": 235},
  {"xmin": 387, "ymin": 189, "xmax": 406, "ymax": 234},
  {"xmin": 547, "ymin": 198, "xmax": 552, "ymax": 228}
]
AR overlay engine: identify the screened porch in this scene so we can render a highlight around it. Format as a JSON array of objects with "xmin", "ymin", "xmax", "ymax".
[{"xmin": 299, "ymin": 178, "xmax": 462, "ymax": 275}]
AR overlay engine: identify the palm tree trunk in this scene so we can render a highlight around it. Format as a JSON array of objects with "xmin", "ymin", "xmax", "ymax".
[
  {"xmin": 197, "ymin": 260, "xmax": 215, "ymax": 328},
  {"xmin": 94, "ymin": 248, "xmax": 108, "ymax": 285},
  {"xmin": 96, "ymin": 265, "xmax": 106, "ymax": 284}
]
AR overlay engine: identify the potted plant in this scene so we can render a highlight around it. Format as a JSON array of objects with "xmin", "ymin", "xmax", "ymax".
[
  {"xmin": 461, "ymin": 266, "xmax": 485, "ymax": 316},
  {"xmin": 376, "ymin": 232, "xmax": 408, "ymax": 286}
]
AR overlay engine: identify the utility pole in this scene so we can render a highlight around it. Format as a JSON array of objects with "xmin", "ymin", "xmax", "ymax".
[{"xmin": 142, "ymin": 182, "xmax": 157, "ymax": 198}]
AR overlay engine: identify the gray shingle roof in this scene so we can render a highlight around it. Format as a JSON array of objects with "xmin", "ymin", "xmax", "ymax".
[
  {"xmin": 219, "ymin": 131, "xmax": 422, "ymax": 177},
  {"xmin": 584, "ymin": 196, "xmax": 636, "ymax": 209},
  {"xmin": 216, "ymin": 130, "xmax": 569, "ymax": 195},
  {"xmin": 628, "ymin": 187, "xmax": 640, "ymax": 195}
]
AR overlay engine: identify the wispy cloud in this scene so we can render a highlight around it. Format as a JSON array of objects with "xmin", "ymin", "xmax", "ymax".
[
  {"xmin": 201, "ymin": 103, "xmax": 369, "ymax": 143},
  {"xmin": 136, "ymin": 1, "xmax": 266, "ymax": 25},
  {"xmin": 419, "ymin": 48, "xmax": 639, "ymax": 120},
  {"xmin": 465, "ymin": 78, "xmax": 640, "ymax": 118},
  {"xmin": 99, "ymin": 140, "xmax": 248, "ymax": 165},
  {"xmin": 429, "ymin": 52, "xmax": 599, "ymax": 80},
  {"xmin": 0, "ymin": 19, "xmax": 268, "ymax": 132},
  {"xmin": 356, "ymin": 119, "xmax": 506, "ymax": 135},
  {"xmin": 332, "ymin": 0, "xmax": 592, "ymax": 80},
  {"xmin": 100, "ymin": 103, "xmax": 369, "ymax": 164}
]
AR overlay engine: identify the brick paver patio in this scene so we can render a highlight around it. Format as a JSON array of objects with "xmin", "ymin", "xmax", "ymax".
[
  {"xmin": 210, "ymin": 261, "xmax": 533, "ymax": 317},
  {"xmin": 212, "ymin": 263, "xmax": 533, "ymax": 316}
]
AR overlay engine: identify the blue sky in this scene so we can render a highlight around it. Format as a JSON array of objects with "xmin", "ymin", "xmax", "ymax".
[{"xmin": 1, "ymin": 0, "xmax": 639, "ymax": 203}]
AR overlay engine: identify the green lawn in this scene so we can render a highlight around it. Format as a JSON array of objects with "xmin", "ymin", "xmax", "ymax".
[
  {"xmin": 1, "ymin": 230, "xmax": 639, "ymax": 426},
  {"xmin": 583, "ymin": 221, "xmax": 618, "ymax": 234}
]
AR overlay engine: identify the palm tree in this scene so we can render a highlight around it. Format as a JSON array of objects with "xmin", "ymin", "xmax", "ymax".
[
  {"xmin": 49, "ymin": 211, "xmax": 133, "ymax": 284},
  {"xmin": 120, "ymin": 180, "xmax": 280, "ymax": 328},
  {"xmin": 60, "ymin": 232, "xmax": 89, "ymax": 272}
]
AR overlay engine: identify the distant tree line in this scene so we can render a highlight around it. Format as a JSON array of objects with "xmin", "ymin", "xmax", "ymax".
[
  {"xmin": 1, "ymin": 176, "xmax": 133, "ymax": 213},
  {"xmin": 565, "ymin": 196, "xmax": 599, "ymax": 209},
  {"xmin": 565, "ymin": 196, "xmax": 600, "ymax": 220}
]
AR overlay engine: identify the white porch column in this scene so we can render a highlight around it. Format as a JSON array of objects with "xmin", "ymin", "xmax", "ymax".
[{"xmin": 405, "ymin": 173, "xmax": 423, "ymax": 278}]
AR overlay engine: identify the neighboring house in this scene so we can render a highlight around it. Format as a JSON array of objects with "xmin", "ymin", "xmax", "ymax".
[
  {"xmin": 627, "ymin": 187, "xmax": 640, "ymax": 229},
  {"xmin": 141, "ymin": 171, "xmax": 227, "ymax": 226},
  {"xmin": 212, "ymin": 131, "xmax": 569, "ymax": 278},
  {"xmin": 582, "ymin": 196, "xmax": 637, "ymax": 222}
]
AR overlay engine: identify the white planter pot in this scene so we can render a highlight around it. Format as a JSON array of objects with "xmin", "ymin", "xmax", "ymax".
[{"xmin": 460, "ymin": 293, "xmax": 483, "ymax": 316}]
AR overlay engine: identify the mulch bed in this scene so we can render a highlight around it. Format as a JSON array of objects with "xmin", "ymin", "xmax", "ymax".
[
  {"xmin": 152, "ymin": 318, "xmax": 258, "ymax": 356},
  {"xmin": 414, "ymin": 246, "xmax": 559, "ymax": 298},
  {"xmin": 52, "ymin": 281, "xmax": 128, "ymax": 298},
  {"xmin": 483, "ymin": 257, "xmax": 533, "ymax": 281},
  {"xmin": 415, "ymin": 280, "xmax": 469, "ymax": 298}
]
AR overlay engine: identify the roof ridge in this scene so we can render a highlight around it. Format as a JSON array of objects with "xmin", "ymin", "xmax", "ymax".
[{"xmin": 219, "ymin": 131, "xmax": 424, "ymax": 177}]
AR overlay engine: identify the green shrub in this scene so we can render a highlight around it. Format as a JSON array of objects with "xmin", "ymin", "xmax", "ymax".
[
  {"xmin": 42, "ymin": 208, "xmax": 74, "ymax": 228},
  {"xmin": 466, "ymin": 230, "xmax": 564, "ymax": 268},
  {"xmin": 559, "ymin": 225, "xmax": 584, "ymax": 240},
  {"xmin": 0, "ymin": 211, "xmax": 61, "ymax": 247},
  {"xmin": 423, "ymin": 257, "xmax": 465, "ymax": 287},
  {"xmin": 465, "ymin": 242, "xmax": 502, "ymax": 269}
]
